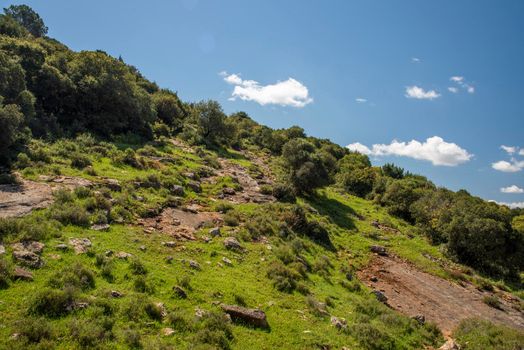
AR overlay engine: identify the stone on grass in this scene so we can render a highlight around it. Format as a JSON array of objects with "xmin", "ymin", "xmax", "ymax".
[
  {"xmin": 209, "ymin": 227, "xmax": 221, "ymax": 237},
  {"xmin": 12, "ymin": 250, "xmax": 43, "ymax": 268},
  {"xmin": 224, "ymin": 237, "xmax": 243, "ymax": 251},
  {"xmin": 161, "ymin": 328, "xmax": 175, "ymax": 337},
  {"xmin": 0, "ymin": 245, "xmax": 5, "ymax": 255},
  {"xmin": 12, "ymin": 241, "xmax": 45, "ymax": 255},
  {"xmin": 69, "ymin": 238, "xmax": 92, "ymax": 254},
  {"xmin": 222, "ymin": 187, "xmax": 236, "ymax": 195},
  {"xmin": 372, "ymin": 290, "xmax": 388, "ymax": 304},
  {"xmin": 370, "ymin": 245, "xmax": 387, "ymax": 256},
  {"xmin": 187, "ymin": 181, "xmax": 202, "ymax": 193},
  {"xmin": 115, "ymin": 251, "xmax": 132, "ymax": 259},
  {"xmin": 90, "ymin": 223, "xmax": 110, "ymax": 231},
  {"xmin": 172, "ymin": 285, "xmax": 187, "ymax": 299},
  {"xmin": 330, "ymin": 316, "xmax": 347, "ymax": 331},
  {"xmin": 412, "ymin": 314, "xmax": 425, "ymax": 325},
  {"xmin": 56, "ymin": 244, "xmax": 68, "ymax": 251},
  {"xmin": 222, "ymin": 257, "xmax": 233, "ymax": 266},
  {"xmin": 162, "ymin": 241, "xmax": 177, "ymax": 248},
  {"xmin": 111, "ymin": 290, "xmax": 123, "ymax": 298},
  {"xmin": 171, "ymin": 185, "xmax": 185, "ymax": 196},
  {"xmin": 189, "ymin": 260, "xmax": 201, "ymax": 270},
  {"xmin": 220, "ymin": 304, "xmax": 269, "ymax": 329},
  {"xmin": 12, "ymin": 266, "xmax": 33, "ymax": 281}
]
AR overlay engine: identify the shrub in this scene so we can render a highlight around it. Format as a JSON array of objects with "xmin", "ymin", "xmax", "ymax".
[
  {"xmin": 454, "ymin": 318, "xmax": 524, "ymax": 349},
  {"xmin": 123, "ymin": 328, "xmax": 142, "ymax": 349},
  {"xmin": 223, "ymin": 212, "xmax": 240, "ymax": 227},
  {"xmin": 15, "ymin": 317, "xmax": 53, "ymax": 343},
  {"xmin": 49, "ymin": 203, "xmax": 90, "ymax": 227},
  {"xmin": 267, "ymin": 261, "xmax": 301, "ymax": 293},
  {"xmin": 48, "ymin": 263, "xmax": 95, "ymax": 291},
  {"xmin": 133, "ymin": 276, "xmax": 154, "ymax": 294},
  {"xmin": 306, "ymin": 295, "xmax": 328, "ymax": 317},
  {"xmin": 167, "ymin": 310, "xmax": 193, "ymax": 332},
  {"xmin": 0, "ymin": 257, "xmax": 11, "ymax": 288},
  {"xmin": 69, "ymin": 317, "xmax": 113, "ymax": 348},
  {"xmin": 129, "ymin": 258, "xmax": 147, "ymax": 275},
  {"xmin": 70, "ymin": 153, "xmax": 92, "ymax": 169},
  {"xmin": 259, "ymin": 184, "xmax": 273, "ymax": 195},
  {"xmin": 482, "ymin": 295, "xmax": 502, "ymax": 309},
  {"xmin": 350, "ymin": 323, "xmax": 395, "ymax": 350},
  {"xmin": 29, "ymin": 287, "xmax": 77, "ymax": 317},
  {"xmin": 192, "ymin": 312, "xmax": 233, "ymax": 350},
  {"xmin": 272, "ymin": 183, "xmax": 296, "ymax": 203}
]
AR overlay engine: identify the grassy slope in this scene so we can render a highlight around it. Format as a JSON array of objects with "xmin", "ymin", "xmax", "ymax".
[{"xmin": 1, "ymin": 138, "xmax": 515, "ymax": 349}]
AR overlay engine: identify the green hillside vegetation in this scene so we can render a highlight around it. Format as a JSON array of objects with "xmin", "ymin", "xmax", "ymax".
[{"xmin": 0, "ymin": 5, "xmax": 523, "ymax": 350}]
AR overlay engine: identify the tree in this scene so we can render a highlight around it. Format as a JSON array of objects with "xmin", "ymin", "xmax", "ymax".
[
  {"xmin": 382, "ymin": 163, "xmax": 405, "ymax": 179},
  {"xmin": 193, "ymin": 100, "xmax": 228, "ymax": 145},
  {"xmin": 0, "ymin": 102, "xmax": 24, "ymax": 164},
  {"xmin": 152, "ymin": 90, "xmax": 185, "ymax": 130},
  {"xmin": 0, "ymin": 14, "xmax": 28, "ymax": 37},
  {"xmin": 4, "ymin": 5, "xmax": 47, "ymax": 37},
  {"xmin": 281, "ymin": 138, "xmax": 331, "ymax": 194},
  {"xmin": 0, "ymin": 50, "xmax": 26, "ymax": 102}
]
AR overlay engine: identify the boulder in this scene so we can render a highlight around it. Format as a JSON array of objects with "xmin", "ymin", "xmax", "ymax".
[
  {"xmin": 372, "ymin": 290, "xmax": 388, "ymax": 304},
  {"xmin": 90, "ymin": 223, "xmax": 110, "ymax": 231},
  {"xmin": 172, "ymin": 285, "xmax": 187, "ymax": 299},
  {"xmin": 209, "ymin": 227, "xmax": 221, "ymax": 237},
  {"xmin": 222, "ymin": 187, "xmax": 236, "ymax": 195},
  {"xmin": 111, "ymin": 290, "xmax": 123, "ymax": 298},
  {"xmin": 171, "ymin": 185, "xmax": 185, "ymax": 196},
  {"xmin": 12, "ymin": 266, "xmax": 33, "ymax": 281},
  {"xmin": 115, "ymin": 251, "xmax": 132, "ymax": 259},
  {"xmin": 12, "ymin": 242, "xmax": 45, "ymax": 268},
  {"xmin": 370, "ymin": 245, "xmax": 387, "ymax": 256},
  {"xmin": 69, "ymin": 238, "xmax": 92, "ymax": 254},
  {"xmin": 189, "ymin": 260, "xmax": 201, "ymax": 270},
  {"xmin": 12, "ymin": 241, "xmax": 45, "ymax": 255},
  {"xmin": 220, "ymin": 304, "xmax": 269, "ymax": 329},
  {"xmin": 102, "ymin": 178, "xmax": 121, "ymax": 191},
  {"xmin": 187, "ymin": 181, "xmax": 202, "ymax": 193},
  {"xmin": 222, "ymin": 257, "xmax": 233, "ymax": 266},
  {"xmin": 330, "ymin": 316, "xmax": 347, "ymax": 331},
  {"xmin": 224, "ymin": 237, "xmax": 243, "ymax": 251},
  {"xmin": 55, "ymin": 243, "xmax": 68, "ymax": 251}
]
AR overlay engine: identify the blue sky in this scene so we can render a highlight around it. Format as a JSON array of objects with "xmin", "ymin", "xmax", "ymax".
[{"xmin": 6, "ymin": 0, "xmax": 524, "ymax": 206}]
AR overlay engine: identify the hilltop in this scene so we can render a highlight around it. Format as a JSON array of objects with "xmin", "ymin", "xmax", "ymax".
[{"xmin": 0, "ymin": 5, "xmax": 523, "ymax": 350}]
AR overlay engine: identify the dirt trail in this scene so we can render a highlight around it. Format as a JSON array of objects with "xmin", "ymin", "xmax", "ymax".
[
  {"xmin": 358, "ymin": 255, "xmax": 524, "ymax": 335},
  {"xmin": 0, "ymin": 175, "xmax": 93, "ymax": 218}
]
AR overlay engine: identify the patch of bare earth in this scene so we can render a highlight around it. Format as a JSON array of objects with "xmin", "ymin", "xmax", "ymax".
[
  {"xmin": 138, "ymin": 206, "xmax": 222, "ymax": 240},
  {"xmin": 357, "ymin": 255, "xmax": 524, "ymax": 336},
  {"xmin": 0, "ymin": 175, "xmax": 93, "ymax": 218}
]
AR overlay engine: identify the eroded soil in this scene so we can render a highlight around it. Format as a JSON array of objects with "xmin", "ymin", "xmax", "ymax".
[{"xmin": 357, "ymin": 255, "xmax": 524, "ymax": 335}]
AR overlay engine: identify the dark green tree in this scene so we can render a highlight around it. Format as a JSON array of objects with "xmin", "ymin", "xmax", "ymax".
[{"xmin": 4, "ymin": 5, "xmax": 48, "ymax": 37}]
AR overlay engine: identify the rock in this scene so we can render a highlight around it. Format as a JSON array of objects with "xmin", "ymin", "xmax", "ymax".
[
  {"xmin": 209, "ymin": 227, "xmax": 221, "ymax": 237},
  {"xmin": 12, "ymin": 250, "xmax": 43, "ymax": 268},
  {"xmin": 222, "ymin": 187, "xmax": 236, "ymax": 195},
  {"xmin": 161, "ymin": 327, "xmax": 175, "ymax": 337},
  {"xmin": 69, "ymin": 238, "xmax": 92, "ymax": 254},
  {"xmin": 111, "ymin": 290, "xmax": 123, "ymax": 298},
  {"xmin": 220, "ymin": 304, "xmax": 269, "ymax": 329},
  {"xmin": 12, "ymin": 266, "xmax": 33, "ymax": 281},
  {"xmin": 171, "ymin": 185, "xmax": 185, "ymax": 196},
  {"xmin": 183, "ymin": 172, "xmax": 197, "ymax": 180},
  {"xmin": 0, "ymin": 245, "xmax": 5, "ymax": 255},
  {"xmin": 370, "ymin": 276, "xmax": 378, "ymax": 282},
  {"xmin": 90, "ymin": 223, "xmax": 110, "ymax": 231},
  {"xmin": 370, "ymin": 245, "xmax": 387, "ymax": 256},
  {"xmin": 224, "ymin": 237, "xmax": 243, "ymax": 251},
  {"xmin": 56, "ymin": 243, "xmax": 68, "ymax": 251},
  {"xmin": 189, "ymin": 260, "xmax": 201, "ymax": 270},
  {"xmin": 182, "ymin": 204, "xmax": 199, "ymax": 214},
  {"xmin": 330, "ymin": 316, "xmax": 347, "ymax": 331},
  {"xmin": 12, "ymin": 241, "xmax": 45, "ymax": 255},
  {"xmin": 222, "ymin": 257, "xmax": 233, "ymax": 266},
  {"xmin": 139, "ymin": 245, "xmax": 146, "ymax": 251},
  {"xmin": 195, "ymin": 308, "xmax": 208, "ymax": 319},
  {"xmin": 345, "ymin": 272, "xmax": 353, "ymax": 281},
  {"xmin": 155, "ymin": 302, "xmax": 167, "ymax": 318},
  {"xmin": 166, "ymin": 256, "xmax": 174, "ymax": 263},
  {"xmin": 202, "ymin": 236, "xmax": 211, "ymax": 243},
  {"xmin": 162, "ymin": 241, "xmax": 177, "ymax": 248},
  {"xmin": 372, "ymin": 290, "xmax": 388, "ymax": 304},
  {"xmin": 105, "ymin": 250, "xmax": 113, "ymax": 257},
  {"xmin": 439, "ymin": 339, "xmax": 460, "ymax": 350},
  {"xmin": 371, "ymin": 220, "xmax": 380, "ymax": 228},
  {"xmin": 187, "ymin": 181, "xmax": 202, "ymax": 193},
  {"xmin": 115, "ymin": 251, "xmax": 132, "ymax": 259},
  {"xmin": 412, "ymin": 314, "xmax": 425, "ymax": 325},
  {"xmin": 172, "ymin": 285, "xmax": 187, "ymax": 299},
  {"xmin": 102, "ymin": 178, "xmax": 121, "ymax": 191}
]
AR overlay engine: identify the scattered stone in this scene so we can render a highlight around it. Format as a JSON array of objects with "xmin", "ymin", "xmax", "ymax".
[
  {"xmin": 115, "ymin": 251, "xmax": 132, "ymax": 259},
  {"xmin": 74, "ymin": 302, "xmax": 89, "ymax": 310},
  {"xmin": 105, "ymin": 250, "xmax": 113, "ymax": 257},
  {"xmin": 102, "ymin": 178, "xmax": 121, "ymax": 191},
  {"xmin": 220, "ymin": 304, "xmax": 269, "ymax": 329},
  {"xmin": 184, "ymin": 172, "xmax": 197, "ymax": 180},
  {"xmin": 222, "ymin": 257, "xmax": 233, "ymax": 266},
  {"xmin": 166, "ymin": 256, "xmax": 174, "ymax": 263},
  {"xmin": 90, "ymin": 223, "xmax": 110, "ymax": 231},
  {"xmin": 12, "ymin": 241, "xmax": 45, "ymax": 255},
  {"xmin": 370, "ymin": 276, "xmax": 378, "ymax": 282},
  {"xmin": 182, "ymin": 204, "xmax": 200, "ymax": 214},
  {"xmin": 172, "ymin": 285, "xmax": 187, "ymax": 299},
  {"xmin": 0, "ymin": 245, "xmax": 5, "ymax": 255},
  {"xmin": 412, "ymin": 314, "xmax": 425, "ymax": 325},
  {"xmin": 69, "ymin": 238, "xmax": 92, "ymax": 254},
  {"xmin": 155, "ymin": 302, "xmax": 167, "ymax": 318},
  {"xmin": 370, "ymin": 245, "xmax": 387, "ymax": 256},
  {"xmin": 111, "ymin": 290, "xmax": 123, "ymax": 298},
  {"xmin": 330, "ymin": 316, "xmax": 348, "ymax": 331},
  {"xmin": 345, "ymin": 272, "xmax": 353, "ymax": 281},
  {"xmin": 371, "ymin": 220, "xmax": 380, "ymax": 228},
  {"xmin": 195, "ymin": 308, "xmax": 208, "ymax": 319},
  {"xmin": 161, "ymin": 327, "xmax": 175, "ymax": 337},
  {"xmin": 439, "ymin": 339, "xmax": 460, "ymax": 350},
  {"xmin": 139, "ymin": 245, "xmax": 146, "ymax": 251},
  {"xmin": 209, "ymin": 227, "xmax": 221, "ymax": 237},
  {"xmin": 56, "ymin": 243, "xmax": 68, "ymax": 251},
  {"xmin": 202, "ymin": 236, "xmax": 211, "ymax": 243},
  {"xmin": 187, "ymin": 181, "xmax": 202, "ymax": 193},
  {"xmin": 12, "ymin": 250, "xmax": 43, "ymax": 268},
  {"xmin": 12, "ymin": 266, "xmax": 33, "ymax": 281},
  {"xmin": 372, "ymin": 290, "xmax": 388, "ymax": 304},
  {"xmin": 222, "ymin": 187, "xmax": 236, "ymax": 195},
  {"xmin": 189, "ymin": 260, "xmax": 201, "ymax": 270},
  {"xmin": 162, "ymin": 241, "xmax": 177, "ymax": 248},
  {"xmin": 171, "ymin": 185, "xmax": 185, "ymax": 196},
  {"xmin": 224, "ymin": 237, "xmax": 243, "ymax": 251}
]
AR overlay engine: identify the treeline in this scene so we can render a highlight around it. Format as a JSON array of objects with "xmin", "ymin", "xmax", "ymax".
[{"xmin": 1, "ymin": 5, "xmax": 523, "ymax": 279}]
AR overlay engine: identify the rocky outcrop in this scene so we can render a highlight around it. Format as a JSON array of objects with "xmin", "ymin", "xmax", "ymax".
[
  {"xmin": 69, "ymin": 238, "xmax": 92, "ymax": 254},
  {"xmin": 12, "ymin": 241, "xmax": 45, "ymax": 268}
]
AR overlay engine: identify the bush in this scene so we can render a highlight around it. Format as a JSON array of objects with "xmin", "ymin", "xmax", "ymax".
[
  {"xmin": 133, "ymin": 276, "xmax": 154, "ymax": 294},
  {"xmin": 123, "ymin": 328, "xmax": 142, "ymax": 349},
  {"xmin": 70, "ymin": 153, "xmax": 92, "ymax": 169},
  {"xmin": 350, "ymin": 323, "xmax": 395, "ymax": 350},
  {"xmin": 167, "ymin": 310, "xmax": 193, "ymax": 332},
  {"xmin": 0, "ymin": 257, "xmax": 11, "ymax": 288},
  {"xmin": 69, "ymin": 317, "xmax": 113, "ymax": 348},
  {"xmin": 267, "ymin": 260, "xmax": 301, "ymax": 293},
  {"xmin": 192, "ymin": 312, "xmax": 233, "ymax": 350},
  {"xmin": 482, "ymin": 295, "xmax": 502, "ymax": 309},
  {"xmin": 15, "ymin": 317, "xmax": 53, "ymax": 343},
  {"xmin": 48, "ymin": 263, "xmax": 95, "ymax": 291},
  {"xmin": 49, "ymin": 203, "xmax": 90, "ymax": 227},
  {"xmin": 272, "ymin": 183, "xmax": 296, "ymax": 203},
  {"xmin": 129, "ymin": 258, "xmax": 147, "ymax": 275},
  {"xmin": 454, "ymin": 318, "xmax": 524, "ymax": 349},
  {"xmin": 29, "ymin": 287, "xmax": 77, "ymax": 317}
]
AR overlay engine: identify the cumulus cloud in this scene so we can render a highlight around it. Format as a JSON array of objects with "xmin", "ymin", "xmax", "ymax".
[
  {"xmin": 501, "ymin": 185, "xmax": 524, "ymax": 194},
  {"xmin": 220, "ymin": 71, "xmax": 313, "ymax": 108},
  {"xmin": 501, "ymin": 145, "xmax": 517, "ymax": 154},
  {"xmin": 449, "ymin": 76, "xmax": 475, "ymax": 94},
  {"xmin": 355, "ymin": 98, "xmax": 367, "ymax": 103},
  {"xmin": 520, "ymin": 149, "xmax": 524, "ymax": 156},
  {"xmin": 411, "ymin": 57, "xmax": 421, "ymax": 63},
  {"xmin": 450, "ymin": 76, "xmax": 464, "ymax": 83},
  {"xmin": 490, "ymin": 200, "xmax": 524, "ymax": 209},
  {"xmin": 492, "ymin": 160, "xmax": 524, "ymax": 172},
  {"xmin": 347, "ymin": 136, "xmax": 472, "ymax": 166},
  {"xmin": 448, "ymin": 87, "xmax": 459, "ymax": 93},
  {"xmin": 405, "ymin": 86, "xmax": 440, "ymax": 100}
]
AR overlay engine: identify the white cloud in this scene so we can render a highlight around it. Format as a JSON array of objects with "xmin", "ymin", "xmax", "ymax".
[
  {"xmin": 490, "ymin": 201, "xmax": 524, "ymax": 209},
  {"xmin": 448, "ymin": 87, "xmax": 459, "ymax": 93},
  {"xmin": 450, "ymin": 76, "xmax": 464, "ymax": 83},
  {"xmin": 411, "ymin": 57, "xmax": 421, "ymax": 63},
  {"xmin": 449, "ymin": 76, "xmax": 475, "ymax": 94},
  {"xmin": 501, "ymin": 185, "xmax": 524, "ymax": 194},
  {"xmin": 220, "ymin": 71, "xmax": 313, "ymax": 108},
  {"xmin": 347, "ymin": 136, "xmax": 472, "ymax": 166},
  {"xmin": 355, "ymin": 98, "xmax": 367, "ymax": 103},
  {"xmin": 520, "ymin": 149, "xmax": 524, "ymax": 156},
  {"xmin": 466, "ymin": 85, "xmax": 475, "ymax": 94},
  {"xmin": 501, "ymin": 145, "xmax": 517, "ymax": 154},
  {"xmin": 405, "ymin": 86, "xmax": 440, "ymax": 100},
  {"xmin": 492, "ymin": 159, "xmax": 524, "ymax": 172}
]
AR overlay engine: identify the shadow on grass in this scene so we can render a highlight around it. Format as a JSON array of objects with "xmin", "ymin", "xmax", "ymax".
[{"xmin": 306, "ymin": 191, "xmax": 357, "ymax": 231}]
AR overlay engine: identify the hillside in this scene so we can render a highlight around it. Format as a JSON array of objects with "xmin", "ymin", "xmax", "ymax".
[{"xmin": 0, "ymin": 5, "xmax": 523, "ymax": 350}]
